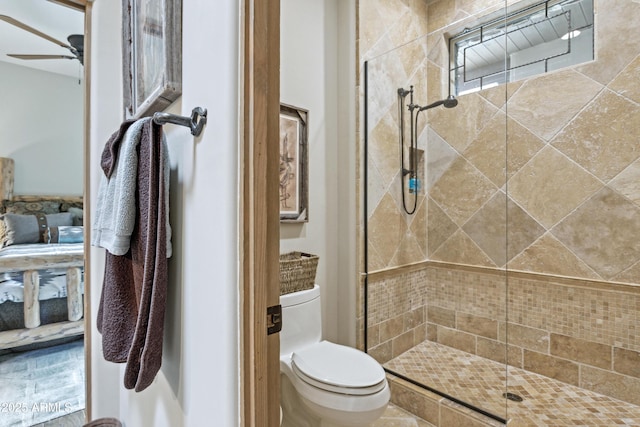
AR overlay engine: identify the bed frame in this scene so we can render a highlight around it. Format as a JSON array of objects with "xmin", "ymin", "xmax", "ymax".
[{"xmin": 0, "ymin": 195, "xmax": 85, "ymax": 350}]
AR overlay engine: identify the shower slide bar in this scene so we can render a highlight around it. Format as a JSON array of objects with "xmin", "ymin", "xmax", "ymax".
[{"xmin": 397, "ymin": 87, "xmax": 458, "ymax": 215}]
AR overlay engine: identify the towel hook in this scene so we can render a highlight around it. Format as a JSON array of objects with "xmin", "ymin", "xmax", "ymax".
[{"xmin": 152, "ymin": 107, "xmax": 207, "ymax": 136}]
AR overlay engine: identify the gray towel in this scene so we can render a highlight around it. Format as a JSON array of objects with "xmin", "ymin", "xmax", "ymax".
[{"xmin": 96, "ymin": 119, "xmax": 170, "ymax": 392}]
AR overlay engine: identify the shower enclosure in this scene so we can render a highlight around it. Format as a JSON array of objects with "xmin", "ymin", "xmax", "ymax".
[{"xmin": 361, "ymin": 0, "xmax": 640, "ymax": 425}]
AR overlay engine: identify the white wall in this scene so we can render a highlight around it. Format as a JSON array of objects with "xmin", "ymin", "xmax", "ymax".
[
  {"xmin": 89, "ymin": 0, "xmax": 239, "ymax": 425},
  {"xmin": 0, "ymin": 61, "xmax": 83, "ymax": 196},
  {"xmin": 280, "ymin": 0, "xmax": 356, "ymax": 345},
  {"xmin": 89, "ymin": 0, "xmax": 356, "ymax": 423}
]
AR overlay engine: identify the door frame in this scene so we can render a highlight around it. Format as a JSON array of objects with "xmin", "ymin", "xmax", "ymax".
[
  {"xmin": 82, "ymin": 0, "xmax": 93, "ymax": 422},
  {"xmin": 240, "ymin": 0, "xmax": 281, "ymax": 425}
]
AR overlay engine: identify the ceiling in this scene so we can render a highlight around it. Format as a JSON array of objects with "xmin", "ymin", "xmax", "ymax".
[{"xmin": 0, "ymin": 0, "xmax": 84, "ymax": 77}]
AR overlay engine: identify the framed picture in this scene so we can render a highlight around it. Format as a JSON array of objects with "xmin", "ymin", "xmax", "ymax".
[
  {"xmin": 122, "ymin": 0, "xmax": 182, "ymax": 119},
  {"xmin": 279, "ymin": 104, "xmax": 309, "ymax": 222}
]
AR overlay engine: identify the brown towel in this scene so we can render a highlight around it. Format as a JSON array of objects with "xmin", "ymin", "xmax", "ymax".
[{"xmin": 97, "ymin": 119, "xmax": 169, "ymax": 392}]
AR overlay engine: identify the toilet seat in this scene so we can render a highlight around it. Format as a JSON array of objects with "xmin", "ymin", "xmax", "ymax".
[{"xmin": 291, "ymin": 341, "xmax": 387, "ymax": 396}]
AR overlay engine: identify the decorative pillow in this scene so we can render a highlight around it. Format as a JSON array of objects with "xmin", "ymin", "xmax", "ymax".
[
  {"xmin": 67, "ymin": 207, "xmax": 84, "ymax": 226},
  {"xmin": 3, "ymin": 200, "xmax": 61, "ymax": 215},
  {"xmin": 45, "ymin": 226, "xmax": 84, "ymax": 244},
  {"xmin": 0, "ymin": 218, "xmax": 6, "ymax": 248},
  {"xmin": 0, "ymin": 212, "xmax": 73, "ymax": 247}
]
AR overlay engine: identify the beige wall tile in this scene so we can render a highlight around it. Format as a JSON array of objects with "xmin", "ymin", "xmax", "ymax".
[
  {"xmin": 366, "ymin": 244, "xmax": 387, "ymax": 272},
  {"xmin": 391, "ymin": 232, "xmax": 427, "ymax": 267},
  {"xmin": 550, "ymin": 333, "xmax": 612, "ymax": 370},
  {"xmin": 581, "ymin": 365, "xmax": 640, "ymax": 406},
  {"xmin": 577, "ymin": 0, "xmax": 640, "ymax": 85},
  {"xmin": 431, "ymin": 229, "xmax": 496, "ymax": 267},
  {"xmin": 610, "ymin": 158, "xmax": 640, "ymax": 209},
  {"xmin": 457, "ymin": 312, "xmax": 498, "ymax": 340},
  {"xmin": 440, "ymin": 401, "xmax": 501, "ymax": 427},
  {"xmin": 614, "ymin": 347, "xmax": 640, "ymax": 378},
  {"xmin": 368, "ymin": 322, "xmax": 381, "ymax": 348},
  {"xmin": 389, "ymin": 375, "xmax": 441, "ymax": 426},
  {"xmin": 426, "ymin": 0, "xmax": 457, "ymax": 34},
  {"xmin": 463, "ymin": 193, "xmax": 545, "ymax": 267},
  {"xmin": 369, "ymin": 110, "xmax": 405, "ymax": 186},
  {"xmin": 370, "ymin": 340, "xmax": 393, "ymax": 364},
  {"xmin": 426, "ymin": 128, "xmax": 458, "ymax": 191},
  {"xmin": 427, "ymin": 197, "xmax": 458, "ymax": 256},
  {"xmin": 609, "ymin": 55, "xmax": 640, "ymax": 104},
  {"xmin": 380, "ymin": 314, "xmax": 405, "ymax": 343},
  {"xmin": 427, "ymin": 323, "xmax": 438, "ymax": 341},
  {"xmin": 463, "ymin": 112, "xmax": 508, "ymax": 187},
  {"xmin": 506, "ymin": 70, "xmax": 603, "ymax": 141},
  {"xmin": 411, "ymin": 197, "xmax": 428, "ymax": 255},
  {"xmin": 430, "ymin": 157, "xmax": 498, "ymax": 226},
  {"xmin": 480, "ymin": 80, "xmax": 524, "ymax": 109},
  {"xmin": 477, "ymin": 337, "xmax": 523, "ymax": 368},
  {"xmin": 552, "ymin": 187, "xmax": 640, "ymax": 280},
  {"xmin": 428, "ymin": 305, "xmax": 456, "ymax": 328},
  {"xmin": 437, "ymin": 326, "xmax": 476, "ymax": 354},
  {"xmin": 405, "ymin": 306, "xmax": 426, "ymax": 331},
  {"xmin": 508, "ymin": 233, "xmax": 602, "ymax": 280},
  {"xmin": 552, "ymin": 90, "xmax": 640, "ymax": 182},
  {"xmin": 368, "ymin": 193, "xmax": 408, "ymax": 267},
  {"xmin": 504, "ymin": 323, "xmax": 549, "ymax": 353},
  {"xmin": 428, "ymin": 93, "xmax": 499, "ymax": 153},
  {"xmin": 523, "ymin": 350, "xmax": 580, "ymax": 386},
  {"xmin": 612, "ymin": 260, "xmax": 640, "ymax": 287},
  {"xmin": 391, "ymin": 33, "xmax": 429, "ymax": 85},
  {"xmin": 393, "ymin": 330, "xmax": 416, "ymax": 358},
  {"xmin": 414, "ymin": 323, "xmax": 428, "ymax": 346},
  {"xmin": 508, "ymin": 146, "xmax": 602, "ymax": 229},
  {"xmin": 464, "ymin": 112, "xmax": 544, "ymax": 187}
]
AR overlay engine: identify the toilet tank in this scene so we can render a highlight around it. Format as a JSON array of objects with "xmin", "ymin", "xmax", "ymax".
[{"xmin": 279, "ymin": 285, "xmax": 322, "ymax": 356}]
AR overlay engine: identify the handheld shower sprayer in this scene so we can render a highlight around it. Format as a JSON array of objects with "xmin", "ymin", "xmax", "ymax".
[
  {"xmin": 418, "ymin": 95, "xmax": 459, "ymax": 111},
  {"xmin": 397, "ymin": 88, "xmax": 459, "ymax": 214}
]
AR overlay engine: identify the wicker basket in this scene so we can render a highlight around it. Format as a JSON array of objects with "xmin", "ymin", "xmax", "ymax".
[{"xmin": 279, "ymin": 251, "xmax": 319, "ymax": 295}]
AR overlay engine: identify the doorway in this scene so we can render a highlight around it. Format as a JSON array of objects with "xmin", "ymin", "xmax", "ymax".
[{"xmin": 0, "ymin": 1, "xmax": 89, "ymax": 425}]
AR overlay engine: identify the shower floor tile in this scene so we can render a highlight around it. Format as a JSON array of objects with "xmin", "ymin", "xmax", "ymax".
[{"xmin": 384, "ymin": 340, "xmax": 640, "ymax": 426}]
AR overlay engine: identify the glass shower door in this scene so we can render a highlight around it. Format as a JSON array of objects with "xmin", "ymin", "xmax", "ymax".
[{"xmin": 363, "ymin": 19, "xmax": 510, "ymax": 421}]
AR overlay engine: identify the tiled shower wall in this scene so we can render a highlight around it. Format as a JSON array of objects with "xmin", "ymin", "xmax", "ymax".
[
  {"xmin": 359, "ymin": 0, "xmax": 640, "ymax": 407},
  {"xmin": 367, "ymin": 264, "xmax": 640, "ymax": 406}
]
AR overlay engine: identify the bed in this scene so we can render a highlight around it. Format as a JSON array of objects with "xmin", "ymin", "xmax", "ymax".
[{"xmin": 0, "ymin": 195, "xmax": 85, "ymax": 351}]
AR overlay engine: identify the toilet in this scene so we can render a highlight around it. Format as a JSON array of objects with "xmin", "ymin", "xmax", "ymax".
[{"xmin": 279, "ymin": 285, "xmax": 390, "ymax": 427}]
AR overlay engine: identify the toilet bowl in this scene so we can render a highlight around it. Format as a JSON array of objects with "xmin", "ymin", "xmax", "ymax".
[{"xmin": 279, "ymin": 285, "xmax": 389, "ymax": 427}]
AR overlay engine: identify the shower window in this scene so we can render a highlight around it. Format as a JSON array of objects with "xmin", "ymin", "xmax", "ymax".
[{"xmin": 449, "ymin": 0, "xmax": 594, "ymax": 96}]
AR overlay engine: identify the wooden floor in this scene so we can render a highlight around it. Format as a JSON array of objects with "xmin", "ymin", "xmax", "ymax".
[{"xmin": 0, "ymin": 339, "xmax": 85, "ymax": 426}]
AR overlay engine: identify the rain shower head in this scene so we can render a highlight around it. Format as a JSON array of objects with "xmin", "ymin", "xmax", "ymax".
[{"xmin": 419, "ymin": 95, "xmax": 459, "ymax": 111}]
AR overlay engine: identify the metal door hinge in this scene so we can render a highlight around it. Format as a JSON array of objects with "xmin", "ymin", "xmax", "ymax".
[{"xmin": 267, "ymin": 304, "xmax": 282, "ymax": 335}]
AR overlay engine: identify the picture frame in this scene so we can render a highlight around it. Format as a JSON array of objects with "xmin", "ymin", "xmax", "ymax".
[
  {"xmin": 122, "ymin": 0, "xmax": 182, "ymax": 119},
  {"xmin": 279, "ymin": 104, "xmax": 309, "ymax": 223}
]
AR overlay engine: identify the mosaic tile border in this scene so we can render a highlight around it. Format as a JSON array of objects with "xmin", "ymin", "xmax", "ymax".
[{"xmin": 363, "ymin": 262, "xmax": 640, "ymax": 406}]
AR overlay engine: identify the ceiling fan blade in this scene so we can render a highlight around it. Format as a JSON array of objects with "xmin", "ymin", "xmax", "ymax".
[
  {"xmin": 0, "ymin": 15, "xmax": 72, "ymax": 49},
  {"xmin": 8, "ymin": 54, "xmax": 76, "ymax": 60}
]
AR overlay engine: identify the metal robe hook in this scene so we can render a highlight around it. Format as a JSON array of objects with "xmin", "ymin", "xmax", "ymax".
[{"xmin": 152, "ymin": 107, "xmax": 208, "ymax": 136}]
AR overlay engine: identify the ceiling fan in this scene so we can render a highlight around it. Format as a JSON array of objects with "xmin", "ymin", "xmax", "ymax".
[{"xmin": 0, "ymin": 15, "xmax": 83, "ymax": 65}]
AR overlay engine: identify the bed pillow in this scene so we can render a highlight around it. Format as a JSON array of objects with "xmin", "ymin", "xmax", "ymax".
[
  {"xmin": 67, "ymin": 207, "xmax": 84, "ymax": 226},
  {"xmin": 0, "ymin": 212, "xmax": 73, "ymax": 247},
  {"xmin": 45, "ymin": 226, "xmax": 84, "ymax": 244},
  {"xmin": 0, "ymin": 219, "xmax": 6, "ymax": 249},
  {"xmin": 3, "ymin": 200, "xmax": 61, "ymax": 215}
]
